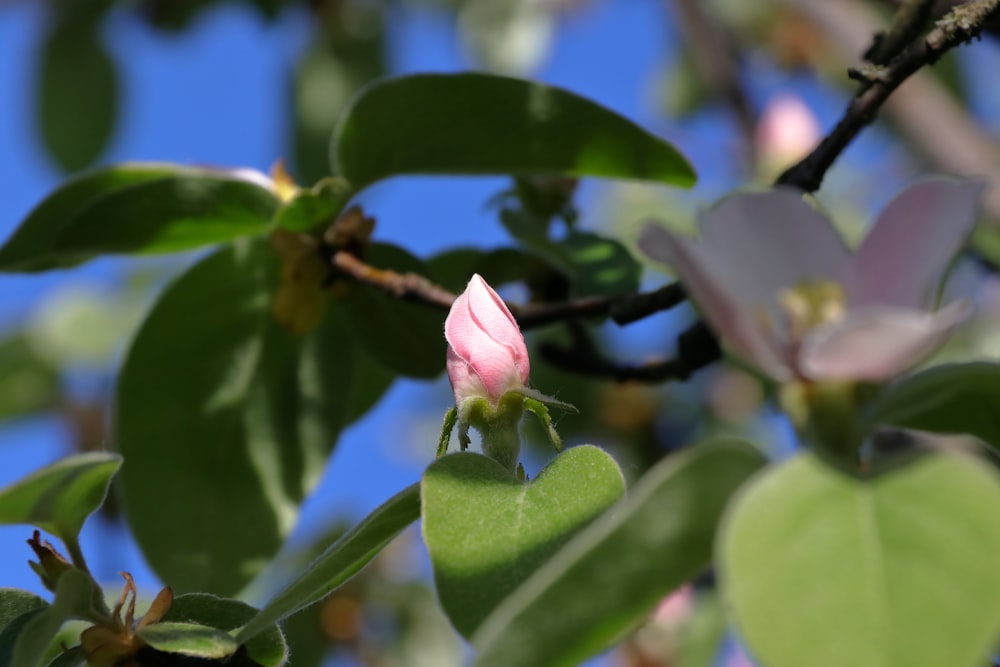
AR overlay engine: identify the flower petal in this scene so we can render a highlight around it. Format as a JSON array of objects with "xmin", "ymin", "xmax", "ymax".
[
  {"xmin": 855, "ymin": 178, "xmax": 984, "ymax": 308},
  {"xmin": 639, "ymin": 223, "xmax": 794, "ymax": 381},
  {"xmin": 697, "ymin": 189, "xmax": 855, "ymax": 308},
  {"xmin": 444, "ymin": 275, "xmax": 528, "ymax": 401},
  {"xmin": 799, "ymin": 300, "xmax": 970, "ymax": 382}
]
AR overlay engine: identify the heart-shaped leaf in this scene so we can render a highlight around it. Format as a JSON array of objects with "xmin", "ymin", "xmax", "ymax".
[
  {"xmin": 0, "ymin": 452, "xmax": 121, "ymax": 543},
  {"xmin": 422, "ymin": 446, "xmax": 625, "ymax": 638},
  {"xmin": 720, "ymin": 451, "xmax": 1000, "ymax": 667},
  {"xmin": 864, "ymin": 361, "xmax": 1000, "ymax": 450},
  {"xmin": 471, "ymin": 438, "xmax": 765, "ymax": 667},
  {"xmin": 333, "ymin": 73, "xmax": 695, "ymax": 190}
]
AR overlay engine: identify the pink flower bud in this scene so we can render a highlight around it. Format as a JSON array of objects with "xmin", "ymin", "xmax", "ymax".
[{"xmin": 445, "ymin": 274, "xmax": 530, "ymax": 406}]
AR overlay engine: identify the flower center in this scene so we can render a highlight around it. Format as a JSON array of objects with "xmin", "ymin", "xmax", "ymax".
[{"xmin": 777, "ymin": 280, "xmax": 847, "ymax": 341}]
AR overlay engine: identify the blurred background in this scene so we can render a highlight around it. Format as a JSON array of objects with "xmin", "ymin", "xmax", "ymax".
[{"xmin": 2, "ymin": 1, "xmax": 1000, "ymax": 665}]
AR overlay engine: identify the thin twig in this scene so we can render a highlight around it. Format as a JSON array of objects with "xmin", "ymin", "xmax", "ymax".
[
  {"xmin": 778, "ymin": 0, "xmax": 1000, "ymax": 192},
  {"xmin": 331, "ymin": 249, "xmax": 687, "ymax": 331},
  {"xmin": 865, "ymin": 0, "xmax": 937, "ymax": 64}
]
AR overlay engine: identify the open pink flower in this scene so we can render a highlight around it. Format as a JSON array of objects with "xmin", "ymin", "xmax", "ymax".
[
  {"xmin": 639, "ymin": 179, "xmax": 983, "ymax": 383},
  {"xmin": 445, "ymin": 274, "xmax": 530, "ymax": 406}
]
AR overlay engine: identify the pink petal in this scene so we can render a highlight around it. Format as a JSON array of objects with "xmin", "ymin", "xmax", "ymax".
[
  {"xmin": 855, "ymin": 179, "xmax": 984, "ymax": 308},
  {"xmin": 639, "ymin": 224, "xmax": 794, "ymax": 381},
  {"xmin": 697, "ymin": 189, "xmax": 855, "ymax": 309},
  {"xmin": 444, "ymin": 275, "xmax": 528, "ymax": 401},
  {"xmin": 799, "ymin": 300, "xmax": 970, "ymax": 382}
]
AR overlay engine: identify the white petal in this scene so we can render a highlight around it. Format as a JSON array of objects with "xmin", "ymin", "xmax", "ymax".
[
  {"xmin": 855, "ymin": 178, "xmax": 984, "ymax": 308},
  {"xmin": 799, "ymin": 300, "xmax": 970, "ymax": 382},
  {"xmin": 639, "ymin": 223, "xmax": 794, "ymax": 381},
  {"xmin": 697, "ymin": 189, "xmax": 856, "ymax": 310}
]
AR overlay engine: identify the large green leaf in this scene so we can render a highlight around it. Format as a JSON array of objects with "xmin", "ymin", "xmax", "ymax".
[
  {"xmin": 117, "ymin": 239, "xmax": 362, "ymax": 596},
  {"xmin": 237, "ymin": 483, "xmax": 420, "ymax": 644},
  {"xmin": 37, "ymin": 22, "xmax": 117, "ymax": 172},
  {"xmin": 0, "ymin": 165, "xmax": 277, "ymax": 272},
  {"xmin": 332, "ymin": 73, "xmax": 695, "ymax": 190},
  {"xmin": 342, "ymin": 243, "xmax": 448, "ymax": 378},
  {"xmin": 165, "ymin": 593, "xmax": 286, "ymax": 667},
  {"xmin": 0, "ymin": 452, "xmax": 121, "ymax": 542},
  {"xmin": 719, "ymin": 451, "xmax": 1000, "ymax": 667},
  {"xmin": 864, "ymin": 361, "xmax": 1000, "ymax": 450},
  {"xmin": 423, "ymin": 446, "xmax": 625, "ymax": 639},
  {"xmin": 471, "ymin": 439, "xmax": 766, "ymax": 667}
]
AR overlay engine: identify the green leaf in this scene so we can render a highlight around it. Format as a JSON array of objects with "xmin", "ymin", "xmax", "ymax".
[
  {"xmin": 0, "ymin": 452, "xmax": 121, "ymax": 542},
  {"xmin": 117, "ymin": 239, "xmax": 354, "ymax": 596},
  {"xmin": 332, "ymin": 73, "xmax": 695, "ymax": 190},
  {"xmin": 0, "ymin": 164, "xmax": 278, "ymax": 272},
  {"xmin": 427, "ymin": 247, "xmax": 535, "ymax": 294},
  {"xmin": 13, "ymin": 569, "xmax": 93, "ymax": 667},
  {"xmin": 0, "ymin": 336, "xmax": 60, "ymax": 421},
  {"xmin": 136, "ymin": 622, "xmax": 239, "ymax": 659},
  {"xmin": 342, "ymin": 243, "xmax": 447, "ymax": 378},
  {"xmin": 864, "ymin": 361, "xmax": 1000, "ymax": 449},
  {"xmin": 0, "ymin": 591, "xmax": 48, "ymax": 631},
  {"xmin": 163, "ymin": 594, "xmax": 286, "ymax": 667},
  {"xmin": 37, "ymin": 22, "xmax": 117, "ymax": 172},
  {"xmin": 272, "ymin": 178, "xmax": 352, "ymax": 233},
  {"xmin": 44, "ymin": 646, "xmax": 83, "ymax": 667},
  {"xmin": 471, "ymin": 439, "xmax": 766, "ymax": 667},
  {"xmin": 561, "ymin": 230, "xmax": 641, "ymax": 297},
  {"xmin": 423, "ymin": 446, "xmax": 625, "ymax": 639},
  {"xmin": 237, "ymin": 483, "xmax": 420, "ymax": 644},
  {"xmin": 719, "ymin": 451, "xmax": 1000, "ymax": 667}
]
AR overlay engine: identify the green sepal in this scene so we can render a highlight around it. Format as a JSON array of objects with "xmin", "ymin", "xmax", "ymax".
[
  {"xmin": 438, "ymin": 407, "xmax": 458, "ymax": 459},
  {"xmin": 524, "ymin": 398, "xmax": 563, "ymax": 453}
]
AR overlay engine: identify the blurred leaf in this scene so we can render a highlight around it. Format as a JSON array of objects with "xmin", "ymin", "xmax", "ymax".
[
  {"xmin": 44, "ymin": 646, "xmax": 83, "ymax": 667},
  {"xmin": 427, "ymin": 247, "xmax": 534, "ymax": 294},
  {"xmin": 164, "ymin": 593, "xmax": 286, "ymax": 667},
  {"xmin": 561, "ymin": 230, "xmax": 641, "ymax": 297},
  {"xmin": 237, "ymin": 483, "xmax": 420, "ymax": 644},
  {"xmin": 677, "ymin": 592, "xmax": 727, "ymax": 667},
  {"xmin": 864, "ymin": 362, "xmax": 1000, "ymax": 450},
  {"xmin": 332, "ymin": 73, "xmax": 696, "ymax": 190},
  {"xmin": 342, "ymin": 243, "xmax": 447, "ymax": 378},
  {"xmin": 0, "ymin": 452, "xmax": 121, "ymax": 542},
  {"xmin": 135, "ymin": 623, "xmax": 239, "ymax": 659},
  {"xmin": 0, "ymin": 591, "xmax": 47, "ymax": 631},
  {"xmin": 0, "ymin": 336, "xmax": 60, "ymax": 421},
  {"xmin": 0, "ymin": 610, "xmax": 45, "ymax": 667},
  {"xmin": 117, "ymin": 239, "xmax": 357, "ymax": 596},
  {"xmin": 471, "ymin": 439, "xmax": 765, "ymax": 667},
  {"xmin": 13, "ymin": 570, "xmax": 93, "ymax": 667},
  {"xmin": 424, "ymin": 447, "xmax": 625, "ymax": 639},
  {"xmin": 293, "ymin": 17, "xmax": 385, "ymax": 184},
  {"xmin": 0, "ymin": 164, "xmax": 278, "ymax": 272},
  {"xmin": 37, "ymin": 21, "xmax": 117, "ymax": 172},
  {"xmin": 720, "ymin": 452, "xmax": 1000, "ymax": 667},
  {"xmin": 273, "ymin": 178, "xmax": 352, "ymax": 233}
]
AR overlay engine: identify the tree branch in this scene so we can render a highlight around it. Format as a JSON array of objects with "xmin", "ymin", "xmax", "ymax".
[
  {"xmin": 865, "ymin": 0, "xmax": 937, "ymax": 64},
  {"xmin": 778, "ymin": 0, "xmax": 1000, "ymax": 192}
]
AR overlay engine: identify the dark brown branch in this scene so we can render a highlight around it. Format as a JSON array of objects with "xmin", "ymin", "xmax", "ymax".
[
  {"xmin": 778, "ymin": 0, "xmax": 1000, "ymax": 192},
  {"xmin": 540, "ymin": 321, "xmax": 720, "ymax": 383},
  {"xmin": 865, "ymin": 0, "xmax": 937, "ymax": 64},
  {"xmin": 330, "ymin": 249, "xmax": 688, "ymax": 331}
]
